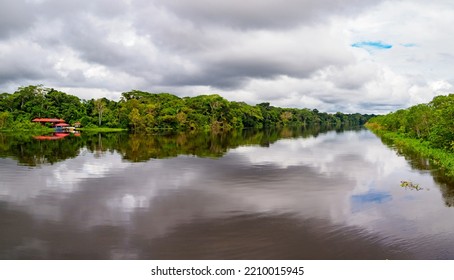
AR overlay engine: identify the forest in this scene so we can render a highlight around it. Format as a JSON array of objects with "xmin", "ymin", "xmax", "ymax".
[
  {"xmin": 367, "ymin": 94, "xmax": 454, "ymax": 151},
  {"xmin": 0, "ymin": 85, "xmax": 374, "ymax": 132}
]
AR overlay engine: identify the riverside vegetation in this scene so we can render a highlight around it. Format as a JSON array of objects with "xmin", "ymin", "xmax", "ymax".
[
  {"xmin": 366, "ymin": 94, "xmax": 454, "ymax": 177},
  {"xmin": 0, "ymin": 85, "xmax": 373, "ymax": 132}
]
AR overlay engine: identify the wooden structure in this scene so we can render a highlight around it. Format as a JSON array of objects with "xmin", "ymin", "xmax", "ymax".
[
  {"xmin": 32, "ymin": 117, "xmax": 75, "ymax": 131},
  {"xmin": 32, "ymin": 117, "xmax": 79, "ymax": 134}
]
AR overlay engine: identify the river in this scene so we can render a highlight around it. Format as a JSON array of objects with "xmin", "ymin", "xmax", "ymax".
[{"xmin": 1, "ymin": 127, "xmax": 454, "ymax": 259}]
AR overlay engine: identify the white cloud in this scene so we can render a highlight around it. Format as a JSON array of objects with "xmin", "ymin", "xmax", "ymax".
[{"xmin": 1, "ymin": 0, "xmax": 454, "ymax": 113}]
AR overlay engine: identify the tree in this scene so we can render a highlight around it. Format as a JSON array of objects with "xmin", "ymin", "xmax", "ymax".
[
  {"xmin": 1, "ymin": 84, "xmax": 376, "ymax": 132},
  {"xmin": 93, "ymin": 98, "xmax": 106, "ymax": 126},
  {"xmin": 0, "ymin": 111, "xmax": 12, "ymax": 128},
  {"xmin": 407, "ymin": 104, "xmax": 432, "ymax": 139},
  {"xmin": 280, "ymin": 111, "xmax": 293, "ymax": 124},
  {"xmin": 129, "ymin": 107, "xmax": 146, "ymax": 132}
]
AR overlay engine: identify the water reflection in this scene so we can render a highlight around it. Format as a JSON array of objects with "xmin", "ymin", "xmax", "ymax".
[
  {"xmin": 0, "ymin": 127, "xmax": 326, "ymax": 166},
  {"xmin": 0, "ymin": 133, "xmax": 84, "ymax": 166},
  {"xmin": 379, "ymin": 135, "xmax": 454, "ymax": 207},
  {"xmin": 1, "ymin": 127, "xmax": 454, "ymax": 259}
]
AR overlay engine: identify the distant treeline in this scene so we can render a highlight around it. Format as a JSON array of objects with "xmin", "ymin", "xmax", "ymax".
[
  {"xmin": 367, "ymin": 94, "xmax": 454, "ymax": 151},
  {"xmin": 0, "ymin": 85, "xmax": 374, "ymax": 132}
]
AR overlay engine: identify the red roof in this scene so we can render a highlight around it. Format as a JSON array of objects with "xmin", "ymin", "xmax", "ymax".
[
  {"xmin": 54, "ymin": 133, "xmax": 70, "ymax": 137},
  {"xmin": 32, "ymin": 118, "xmax": 66, "ymax": 123},
  {"xmin": 54, "ymin": 123, "xmax": 70, "ymax": 127},
  {"xmin": 33, "ymin": 133, "xmax": 69, "ymax": 140}
]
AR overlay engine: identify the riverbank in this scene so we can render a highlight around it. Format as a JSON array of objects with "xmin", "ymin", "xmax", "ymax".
[
  {"xmin": 0, "ymin": 127, "xmax": 54, "ymax": 133},
  {"xmin": 365, "ymin": 123, "xmax": 454, "ymax": 177},
  {"xmin": 76, "ymin": 127, "xmax": 127, "ymax": 133},
  {"xmin": 0, "ymin": 126, "xmax": 126, "ymax": 134}
]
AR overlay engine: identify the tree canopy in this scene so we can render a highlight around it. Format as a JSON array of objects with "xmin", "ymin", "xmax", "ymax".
[
  {"xmin": 367, "ymin": 93, "xmax": 454, "ymax": 151},
  {"xmin": 0, "ymin": 85, "xmax": 374, "ymax": 131}
]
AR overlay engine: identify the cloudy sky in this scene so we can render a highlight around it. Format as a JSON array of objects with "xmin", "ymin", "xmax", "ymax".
[{"xmin": 1, "ymin": 0, "xmax": 454, "ymax": 113}]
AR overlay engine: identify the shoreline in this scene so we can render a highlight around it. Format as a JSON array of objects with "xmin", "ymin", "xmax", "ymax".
[{"xmin": 365, "ymin": 123, "xmax": 454, "ymax": 177}]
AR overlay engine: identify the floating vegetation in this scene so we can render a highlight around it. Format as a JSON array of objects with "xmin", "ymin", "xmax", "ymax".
[{"xmin": 400, "ymin": 180, "xmax": 423, "ymax": 191}]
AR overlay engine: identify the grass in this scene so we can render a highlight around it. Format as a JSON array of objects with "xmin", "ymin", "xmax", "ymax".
[
  {"xmin": 76, "ymin": 127, "xmax": 127, "ymax": 132},
  {"xmin": 1, "ymin": 125, "xmax": 127, "ymax": 134},
  {"xmin": 0, "ymin": 127, "xmax": 54, "ymax": 133}
]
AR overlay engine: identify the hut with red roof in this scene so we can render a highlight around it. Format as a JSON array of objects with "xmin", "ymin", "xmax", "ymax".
[{"xmin": 32, "ymin": 118, "xmax": 73, "ymax": 131}]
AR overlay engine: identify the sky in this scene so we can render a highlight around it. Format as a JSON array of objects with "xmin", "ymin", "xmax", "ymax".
[{"xmin": 1, "ymin": 0, "xmax": 454, "ymax": 114}]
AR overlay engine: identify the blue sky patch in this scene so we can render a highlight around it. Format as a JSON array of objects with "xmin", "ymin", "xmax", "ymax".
[
  {"xmin": 351, "ymin": 191, "xmax": 392, "ymax": 204},
  {"xmin": 351, "ymin": 41, "xmax": 393, "ymax": 50},
  {"xmin": 401, "ymin": 43, "xmax": 417, "ymax": 47},
  {"xmin": 351, "ymin": 190, "xmax": 392, "ymax": 213}
]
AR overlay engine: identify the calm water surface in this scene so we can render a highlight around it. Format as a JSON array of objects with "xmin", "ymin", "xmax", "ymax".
[{"xmin": 1, "ymin": 128, "xmax": 454, "ymax": 259}]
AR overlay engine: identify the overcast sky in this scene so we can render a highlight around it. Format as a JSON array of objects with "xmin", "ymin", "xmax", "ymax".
[{"xmin": 1, "ymin": 0, "xmax": 454, "ymax": 113}]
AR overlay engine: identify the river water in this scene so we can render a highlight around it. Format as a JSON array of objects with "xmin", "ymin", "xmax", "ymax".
[{"xmin": 1, "ymin": 127, "xmax": 454, "ymax": 259}]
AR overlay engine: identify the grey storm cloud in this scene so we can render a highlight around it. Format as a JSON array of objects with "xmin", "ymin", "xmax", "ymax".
[
  {"xmin": 1, "ymin": 0, "xmax": 379, "ymax": 80},
  {"xmin": 0, "ymin": 0, "xmax": 37, "ymax": 39},
  {"xmin": 155, "ymin": 0, "xmax": 382, "ymax": 29},
  {"xmin": 1, "ymin": 0, "xmax": 453, "ymax": 113},
  {"xmin": 0, "ymin": 0, "xmax": 126, "ymax": 39},
  {"xmin": 166, "ymin": 48, "xmax": 351, "ymax": 89}
]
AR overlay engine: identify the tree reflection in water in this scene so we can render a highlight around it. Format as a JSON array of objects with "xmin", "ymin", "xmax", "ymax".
[
  {"xmin": 2, "ymin": 124, "xmax": 454, "ymax": 208},
  {"xmin": 0, "ymin": 125, "xmax": 337, "ymax": 165}
]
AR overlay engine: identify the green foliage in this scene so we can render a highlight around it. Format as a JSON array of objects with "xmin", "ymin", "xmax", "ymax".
[
  {"xmin": 367, "ymin": 93, "xmax": 454, "ymax": 151},
  {"xmin": 0, "ymin": 111, "xmax": 12, "ymax": 128},
  {"xmin": 400, "ymin": 180, "xmax": 423, "ymax": 191},
  {"xmin": 1, "ymin": 85, "xmax": 373, "ymax": 132}
]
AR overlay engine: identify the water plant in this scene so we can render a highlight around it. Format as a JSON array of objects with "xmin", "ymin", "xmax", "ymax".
[{"xmin": 400, "ymin": 180, "xmax": 423, "ymax": 191}]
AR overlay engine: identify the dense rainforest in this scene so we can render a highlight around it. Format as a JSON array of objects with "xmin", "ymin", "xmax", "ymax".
[
  {"xmin": 367, "ymin": 94, "xmax": 454, "ymax": 150},
  {"xmin": 0, "ymin": 85, "xmax": 374, "ymax": 132}
]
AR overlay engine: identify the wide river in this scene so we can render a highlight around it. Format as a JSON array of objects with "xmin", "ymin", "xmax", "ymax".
[{"xmin": 1, "ymin": 127, "xmax": 454, "ymax": 259}]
